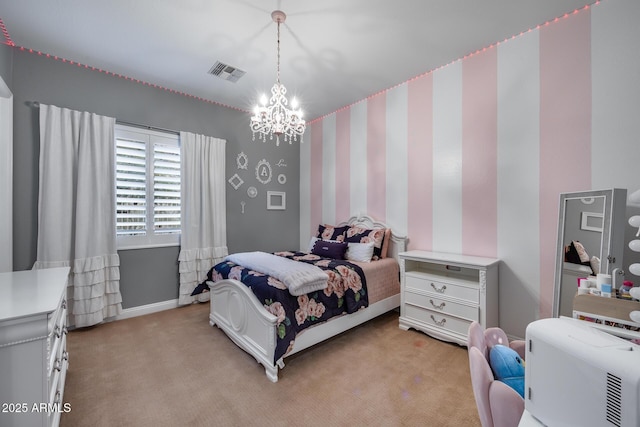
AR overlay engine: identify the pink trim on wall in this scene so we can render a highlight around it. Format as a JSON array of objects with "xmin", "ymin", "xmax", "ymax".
[
  {"xmin": 407, "ymin": 75, "xmax": 434, "ymax": 251},
  {"xmin": 310, "ymin": 122, "xmax": 323, "ymax": 236},
  {"xmin": 539, "ymin": 10, "xmax": 592, "ymax": 317},
  {"xmin": 335, "ymin": 109, "xmax": 351, "ymax": 222},
  {"xmin": 366, "ymin": 94, "xmax": 387, "ymax": 222},
  {"xmin": 462, "ymin": 47, "xmax": 498, "ymax": 258}
]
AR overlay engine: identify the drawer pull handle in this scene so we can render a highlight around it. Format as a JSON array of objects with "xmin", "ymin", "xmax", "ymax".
[
  {"xmin": 63, "ymin": 326, "xmax": 69, "ymax": 335},
  {"xmin": 54, "ymin": 358, "xmax": 62, "ymax": 372},
  {"xmin": 54, "ymin": 326, "xmax": 61, "ymax": 339},
  {"xmin": 430, "ymin": 315, "xmax": 446, "ymax": 327},
  {"xmin": 430, "ymin": 283, "xmax": 447, "ymax": 293},
  {"xmin": 429, "ymin": 299, "xmax": 446, "ymax": 310},
  {"xmin": 54, "ymin": 390, "xmax": 61, "ymax": 404},
  {"xmin": 62, "ymin": 299, "xmax": 67, "ymax": 310},
  {"xmin": 63, "ymin": 351, "xmax": 69, "ymax": 361}
]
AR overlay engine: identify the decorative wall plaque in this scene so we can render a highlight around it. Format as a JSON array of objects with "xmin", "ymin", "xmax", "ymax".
[
  {"xmin": 236, "ymin": 152, "xmax": 248, "ymax": 170},
  {"xmin": 255, "ymin": 159, "xmax": 272, "ymax": 185},
  {"xmin": 228, "ymin": 173, "xmax": 244, "ymax": 190},
  {"xmin": 267, "ymin": 191, "xmax": 286, "ymax": 210}
]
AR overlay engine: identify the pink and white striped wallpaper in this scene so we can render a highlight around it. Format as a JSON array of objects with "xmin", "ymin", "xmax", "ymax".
[{"xmin": 300, "ymin": 0, "xmax": 640, "ymax": 338}]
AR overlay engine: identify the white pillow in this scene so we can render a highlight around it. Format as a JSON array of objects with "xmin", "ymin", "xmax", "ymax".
[
  {"xmin": 590, "ymin": 256, "xmax": 600, "ymax": 276},
  {"xmin": 345, "ymin": 242, "xmax": 375, "ymax": 263},
  {"xmin": 308, "ymin": 236, "xmax": 319, "ymax": 252}
]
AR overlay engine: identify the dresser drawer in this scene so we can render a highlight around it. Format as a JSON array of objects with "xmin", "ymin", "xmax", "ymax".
[
  {"xmin": 48, "ymin": 339, "xmax": 69, "ymax": 427},
  {"xmin": 404, "ymin": 304, "xmax": 472, "ymax": 337},
  {"xmin": 405, "ymin": 273, "xmax": 479, "ymax": 303},
  {"xmin": 47, "ymin": 302, "xmax": 67, "ymax": 376},
  {"xmin": 48, "ymin": 333, "xmax": 68, "ymax": 400},
  {"xmin": 404, "ymin": 290, "xmax": 478, "ymax": 321}
]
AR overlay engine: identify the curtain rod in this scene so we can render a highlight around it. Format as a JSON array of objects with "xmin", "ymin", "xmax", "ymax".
[
  {"xmin": 29, "ymin": 102, "xmax": 180, "ymax": 136},
  {"xmin": 115, "ymin": 120, "xmax": 180, "ymax": 136}
]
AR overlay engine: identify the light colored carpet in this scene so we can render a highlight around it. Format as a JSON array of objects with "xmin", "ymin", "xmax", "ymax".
[{"xmin": 61, "ymin": 303, "xmax": 481, "ymax": 427}]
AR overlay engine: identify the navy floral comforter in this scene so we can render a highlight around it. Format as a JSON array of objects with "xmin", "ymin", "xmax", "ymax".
[{"xmin": 203, "ymin": 251, "xmax": 368, "ymax": 363}]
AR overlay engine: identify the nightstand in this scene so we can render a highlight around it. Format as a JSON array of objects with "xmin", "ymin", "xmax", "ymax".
[{"xmin": 398, "ymin": 250, "xmax": 499, "ymax": 345}]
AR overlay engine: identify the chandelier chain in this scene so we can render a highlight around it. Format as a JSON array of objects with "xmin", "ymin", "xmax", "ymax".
[{"xmin": 276, "ymin": 19, "xmax": 281, "ymax": 84}]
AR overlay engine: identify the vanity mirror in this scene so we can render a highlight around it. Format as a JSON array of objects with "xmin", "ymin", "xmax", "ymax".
[{"xmin": 553, "ymin": 188, "xmax": 627, "ymax": 318}]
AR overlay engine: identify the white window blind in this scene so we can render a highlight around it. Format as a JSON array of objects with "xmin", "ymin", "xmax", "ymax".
[
  {"xmin": 115, "ymin": 124, "xmax": 180, "ymax": 249},
  {"xmin": 153, "ymin": 143, "xmax": 181, "ymax": 233}
]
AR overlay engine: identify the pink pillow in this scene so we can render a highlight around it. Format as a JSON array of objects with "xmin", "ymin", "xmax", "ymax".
[{"xmin": 380, "ymin": 228, "xmax": 391, "ymax": 258}]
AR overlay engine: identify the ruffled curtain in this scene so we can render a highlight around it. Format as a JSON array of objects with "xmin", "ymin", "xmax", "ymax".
[
  {"xmin": 34, "ymin": 104, "xmax": 122, "ymax": 328},
  {"xmin": 178, "ymin": 131, "xmax": 228, "ymax": 305}
]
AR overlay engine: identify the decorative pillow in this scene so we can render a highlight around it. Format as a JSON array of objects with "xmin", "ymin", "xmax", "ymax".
[
  {"xmin": 590, "ymin": 256, "xmax": 600, "ymax": 275},
  {"xmin": 311, "ymin": 239, "xmax": 348, "ymax": 260},
  {"xmin": 380, "ymin": 228, "xmax": 391, "ymax": 258},
  {"xmin": 308, "ymin": 236, "xmax": 327, "ymax": 252},
  {"xmin": 344, "ymin": 226, "xmax": 386, "ymax": 260},
  {"xmin": 489, "ymin": 344, "xmax": 525, "ymax": 398},
  {"xmin": 565, "ymin": 241, "xmax": 591, "ymax": 269},
  {"xmin": 572, "ymin": 240, "xmax": 590, "ymax": 263},
  {"xmin": 316, "ymin": 224, "xmax": 348, "ymax": 242},
  {"xmin": 345, "ymin": 242, "xmax": 375, "ymax": 263}
]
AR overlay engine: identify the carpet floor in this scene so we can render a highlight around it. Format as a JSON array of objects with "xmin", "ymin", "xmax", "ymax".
[{"xmin": 60, "ymin": 303, "xmax": 481, "ymax": 427}]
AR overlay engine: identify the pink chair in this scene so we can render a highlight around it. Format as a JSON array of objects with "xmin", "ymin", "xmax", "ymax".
[{"xmin": 467, "ymin": 321, "xmax": 525, "ymax": 427}]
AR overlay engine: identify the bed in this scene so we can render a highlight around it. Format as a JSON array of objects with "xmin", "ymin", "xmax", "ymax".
[{"xmin": 206, "ymin": 214, "xmax": 407, "ymax": 382}]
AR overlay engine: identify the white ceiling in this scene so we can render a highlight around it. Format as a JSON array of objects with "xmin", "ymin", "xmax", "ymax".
[{"xmin": 1, "ymin": 0, "xmax": 594, "ymax": 121}]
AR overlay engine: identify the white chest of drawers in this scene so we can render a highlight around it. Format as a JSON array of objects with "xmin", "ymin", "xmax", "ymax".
[
  {"xmin": 0, "ymin": 267, "xmax": 70, "ymax": 427},
  {"xmin": 399, "ymin": 251, "xmax": 499, "ymax": 346}
]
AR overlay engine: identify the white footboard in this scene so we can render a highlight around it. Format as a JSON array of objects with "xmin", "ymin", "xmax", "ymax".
[
  {"xmin": 208, "ymin": 279, "xmax": 280, "ymax": 382},
  {"xmin": 209, "ymin": 278, "xmax": 400, "ymax": 383}
]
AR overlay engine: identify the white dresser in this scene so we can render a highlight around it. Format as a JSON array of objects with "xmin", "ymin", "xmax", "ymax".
[
  {"xmin": 399, "ymin": 251, "xmax": 499, "ymax": 346},
  {"xmin": 0, "ymin": 267, "xmax": 70, "ymax": 427}
]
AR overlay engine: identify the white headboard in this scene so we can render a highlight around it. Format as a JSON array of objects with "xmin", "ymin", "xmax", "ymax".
[{"xmin": 336, "ymin": 214, "xmax": 408, "ymax": 261}]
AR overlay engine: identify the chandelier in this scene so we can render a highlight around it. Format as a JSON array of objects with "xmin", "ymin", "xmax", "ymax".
[{"xmin": 250, "ymin": 10, "xmax": 305, "ymax": 145}]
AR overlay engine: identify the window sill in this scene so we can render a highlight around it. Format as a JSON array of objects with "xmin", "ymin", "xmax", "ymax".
[{"xmin": 117, "ymin": 241, "xmax": 180, "ymax": 251}]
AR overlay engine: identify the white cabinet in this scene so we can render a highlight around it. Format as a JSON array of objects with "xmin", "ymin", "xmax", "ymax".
[
  {"xmin": 0, "ymin": 267, "xmax": 70, "ymax": 427},
  {"xmin": 399, "ymin": 251, "xmax": 499, "ymax": 346}
]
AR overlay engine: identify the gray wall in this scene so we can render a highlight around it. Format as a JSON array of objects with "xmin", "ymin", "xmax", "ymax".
[
  {"xmin": 11, "ymin": 49, "xmax": 300, "ymax": 308},
  {"xmin": 0, "ymin": 44, "xmax": 12, "ymax": 87}
]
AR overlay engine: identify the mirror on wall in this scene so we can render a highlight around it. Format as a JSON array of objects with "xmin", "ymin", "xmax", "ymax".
[{"xmin": 553, "ymin": 188, "xmax": 627, "ymax": 318}]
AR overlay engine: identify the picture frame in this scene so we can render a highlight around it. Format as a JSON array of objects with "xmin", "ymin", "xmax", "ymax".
[
  {"xmin": 581, "ymin": 211, "xmax": 604, "ymax": 232},
  {"xmin": 267, "ymin": 191, "xmax": 286, "ymax": 210}
]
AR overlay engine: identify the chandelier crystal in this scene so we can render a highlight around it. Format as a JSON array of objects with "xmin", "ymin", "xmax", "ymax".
[{"xmin": 250, "ymin": 10, "xmax": 305, "ymax": 145}]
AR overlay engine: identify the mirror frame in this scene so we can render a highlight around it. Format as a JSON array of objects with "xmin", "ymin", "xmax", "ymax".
[{"xmin": 552, "ymin": 188, "xmax": 627, "ymax": 318}]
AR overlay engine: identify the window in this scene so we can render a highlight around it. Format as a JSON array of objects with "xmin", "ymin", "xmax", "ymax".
[{"xmin": 115, "ymin": 124, "xmax": 181, "ymax": 249}]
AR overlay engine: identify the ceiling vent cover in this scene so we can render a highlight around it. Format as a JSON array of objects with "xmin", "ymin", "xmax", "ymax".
[{"xmin": 208, "ymin": 61, "xmax": 246, "ymax": 83}]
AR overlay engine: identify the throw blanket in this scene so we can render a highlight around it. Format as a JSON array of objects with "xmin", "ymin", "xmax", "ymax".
[{"xmin": 225, "ymin": 251, "xmax": 329, "ymax": 296}]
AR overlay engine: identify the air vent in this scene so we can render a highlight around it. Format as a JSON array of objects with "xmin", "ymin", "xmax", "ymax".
[
  {"xmin": 208, "ymin": 61, "xmax": 246, "ymax": 83},
  {"xmin": 606, "ymin": 373, "xmax": 622, "ymax": 426}
]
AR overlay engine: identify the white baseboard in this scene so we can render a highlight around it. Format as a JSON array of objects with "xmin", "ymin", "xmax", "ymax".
[{"xmin": 116, "ymin": 299, "xmax": 179, "ymax": 321}]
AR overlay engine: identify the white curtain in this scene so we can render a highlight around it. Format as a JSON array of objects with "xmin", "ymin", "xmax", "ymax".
[
  {"xmin": 178, "ymin": 131, "xmax": 228, "ymax": 305},
  {"xmin": 34, "ymin": 104, "xmax": 122, "ymax": 328}
]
